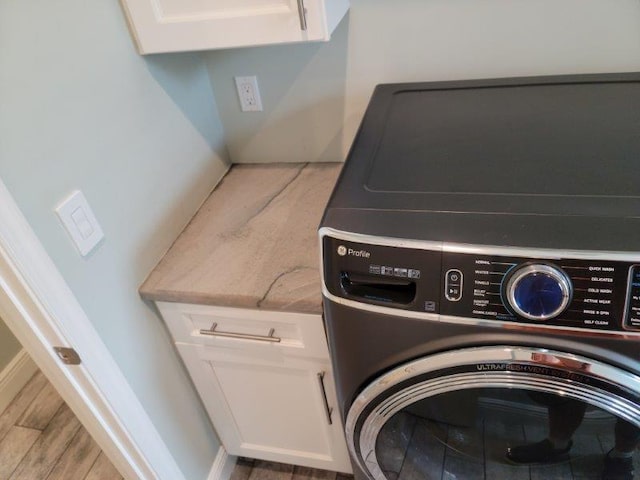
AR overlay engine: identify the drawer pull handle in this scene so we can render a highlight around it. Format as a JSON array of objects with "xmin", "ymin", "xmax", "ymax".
[
  {"xmin": 297, "ymin": 0, "xmax": 307, "ymax": 31},
  {"xmin": 317, "ymin": 371, "xmax": 333, "ymax": 425},
  {"xmin": 199, "ymin": 323, "xmax": 281, "ymax": 343}
]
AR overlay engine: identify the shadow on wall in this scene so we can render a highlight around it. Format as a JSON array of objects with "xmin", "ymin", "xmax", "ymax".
[
  {"xmin": 144, "ymin": 52, "xmax": 226, "ymax": 150},
  {"xmin": 133, "ymin": 49, "xmax": 231, "ymax": 279},
  {"xmin": 206, "ymin": 14, "xmax": 350, "ymax": 163},
  {"xmin": 236, "ymin": 94, "xmax": 347, "ymax": 163}
]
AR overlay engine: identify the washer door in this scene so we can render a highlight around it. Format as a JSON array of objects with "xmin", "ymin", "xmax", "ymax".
[{"xmin": 346, "ymin": 346, "xmax": 640, "ymax": 480}]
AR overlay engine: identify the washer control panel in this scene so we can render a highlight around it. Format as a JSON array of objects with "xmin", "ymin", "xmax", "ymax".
[
  {"xmin": 322, "ymin": 234, "xmax": 640, "ymax": 332},
  {"xmin": 442, "ymin": 253, "xmax": 628, "ymax": 331}
]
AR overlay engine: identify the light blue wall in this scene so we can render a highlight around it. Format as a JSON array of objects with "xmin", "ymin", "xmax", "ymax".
[
  {"xmin": 0, "ymin": 0, "xmax": 228, "ymax": 478},
  {"xmin": 206, "ymin": 0, "xmax": 640, "ymax": 164}
]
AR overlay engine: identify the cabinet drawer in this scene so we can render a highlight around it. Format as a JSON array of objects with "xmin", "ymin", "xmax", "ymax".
[{"xmin": 157, "ymin": 302, "xmax": 329, "ymax": 359}]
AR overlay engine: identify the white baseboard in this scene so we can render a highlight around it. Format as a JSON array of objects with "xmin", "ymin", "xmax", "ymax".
[
  {"xmin": 0, "ymin": 349, "xmax": 37, "ymax": 414},
  {"xmin": 208, "ymin": 446, "xmax": 237, "ymax": 480}
]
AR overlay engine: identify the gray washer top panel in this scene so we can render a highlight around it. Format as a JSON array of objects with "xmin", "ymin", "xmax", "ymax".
[
  {"xmin": 367, "ymin": 83, "xmax": 640, "ymax": 197},
  {"xmin": 327, "ymin": 73, "xmax": 640, "ymax": 220}
]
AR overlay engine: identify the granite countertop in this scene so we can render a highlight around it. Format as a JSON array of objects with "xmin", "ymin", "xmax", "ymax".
[{"xmin": 140, "ymin": 162, "xmax": 343, "ymax": 314}]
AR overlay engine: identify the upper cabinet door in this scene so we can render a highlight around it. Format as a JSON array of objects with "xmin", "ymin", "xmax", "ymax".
[{"xmin": 120, "ymin": 0, "xmax": 349, "ymax": 54}]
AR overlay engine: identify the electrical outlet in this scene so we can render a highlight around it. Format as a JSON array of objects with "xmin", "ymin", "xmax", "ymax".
[{"xmin": 235, "ymin": 76, "xmax": 263, "ymax": 112}]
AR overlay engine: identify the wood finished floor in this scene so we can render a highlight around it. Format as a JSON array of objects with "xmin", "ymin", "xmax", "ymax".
[
  {"xmin": 0, "ymin": 371, "xmax": 122, "ymax": 480},
  {"xmin": 231, "ymin": 458, "xmax": 353, "ymax": 480}
]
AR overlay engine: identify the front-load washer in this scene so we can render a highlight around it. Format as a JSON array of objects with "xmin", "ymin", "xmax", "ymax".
[{"xmin": 320, "ymin": 73, "xmax": 640, "ymax": 480}]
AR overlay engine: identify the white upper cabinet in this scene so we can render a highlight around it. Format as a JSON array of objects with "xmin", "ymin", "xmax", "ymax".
[{"xmin": 120, "ymin": 0, "xmax": 349, "ymax": 54}]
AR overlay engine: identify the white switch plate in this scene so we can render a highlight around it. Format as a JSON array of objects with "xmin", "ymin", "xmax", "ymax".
[
  {"xmin": 234, "ymin": 76, "xmax": 263, "ymax": 112},
  {"xmin": 55, "ymin": 190, "xmax": 104, "ymax": 257}
]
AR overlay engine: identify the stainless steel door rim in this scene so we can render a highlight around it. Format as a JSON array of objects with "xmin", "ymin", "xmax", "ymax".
[{"xmin": 346, "ymin": 346, "xmax": 640, "ymax": 480}]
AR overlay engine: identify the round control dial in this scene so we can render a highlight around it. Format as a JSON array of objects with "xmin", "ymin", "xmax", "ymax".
[{"xmin": 505, "ymin": 264, "xmax": 572, "ymax": 321}]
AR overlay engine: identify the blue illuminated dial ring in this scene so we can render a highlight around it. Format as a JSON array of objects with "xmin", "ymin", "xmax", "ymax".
[{"xmin": 506, "ymin": 265, "xmax": 572, "ymax": 321}]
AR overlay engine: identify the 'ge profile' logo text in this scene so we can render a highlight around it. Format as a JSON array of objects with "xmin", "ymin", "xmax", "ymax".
[{"xmin": 337, "ymin": 245, "xmax": 370, "ymax": 258}]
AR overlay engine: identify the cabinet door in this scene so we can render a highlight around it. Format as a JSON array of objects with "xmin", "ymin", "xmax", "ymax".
[
  {"xmin": 176, "ymin": 342, "xmax": 352, "ymax": 473},
  {"xmin": 120, "ymin": 0, "xmax": 349, "ymax": 54}
]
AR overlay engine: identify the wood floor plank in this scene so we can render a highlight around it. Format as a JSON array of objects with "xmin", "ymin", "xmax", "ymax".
[
  {"xmin": 17, "ymin": 382, "xmax": 64, "ymax": 430},
  {"xmin": 0, "ymin": 370, "xmax": 120, "ymax": 480},
  {"xmin": 9, "ymin": 404, "xmax": 81, "ymax": 480},
  {"xmin": 231, "ymin": 457, "xmax": 255, "ymax": 480},
  {"xmin": 0, "ymin": 372, "xmax": 48, "ymax": 442},
  {"xmin": 84, "ymin": 452, "xmax": 122, "ymax": 480},
  {"xmin": 292, "ymin": 465, "xmax": 337, "ymax": 480},
  {"xmin": 248, "ymin": 461, "xmax": 294, "ymax": 480},
  {"xmin": 46, "ymin": 426, "xmax": 101, "ymax": 480},
  {"xmin": 335, "ymin": 474, "xmax": 354, "ymax": 480},
  {"xmin": 0, "ymin": 426, "xmax": 40, "ymax": 479}
]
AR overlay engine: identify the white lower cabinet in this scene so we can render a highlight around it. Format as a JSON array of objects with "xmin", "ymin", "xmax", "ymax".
[{"xmin": 157, "ymin": 302, "xmax": 352, "ymax": 473}]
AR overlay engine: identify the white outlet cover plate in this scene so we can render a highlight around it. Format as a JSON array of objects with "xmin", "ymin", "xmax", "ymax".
[
  {"xmin": 55, "ymin": 190, "xmax": 104, "ymax": 257},
  {"xmin": 234, "ymin": 75, "xmax": 263, "ymax": 112}
]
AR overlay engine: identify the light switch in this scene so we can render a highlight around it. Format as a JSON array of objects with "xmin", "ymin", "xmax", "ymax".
[
  {"xmin": 55, "ymin": 190, "xmax": 104, "ymax": 256},
  {"xmin": 70, "ymin": 207, "xmax": 94, "ymax": 239}
]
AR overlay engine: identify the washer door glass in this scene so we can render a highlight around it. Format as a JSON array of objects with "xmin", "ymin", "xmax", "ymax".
[{"xmin": 347, "ymin": 347, "xmax": 640, "ymax": 480}]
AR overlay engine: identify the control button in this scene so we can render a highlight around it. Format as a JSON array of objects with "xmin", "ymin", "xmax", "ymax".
[
  {"xmin": 445, "ymin": 269, "xmax": 463, "ymax": 302},
  {"xmin": 505, "ymin": 264, "xmax": 572, "ymax": 321},
  {"xmin": 394, "ymin": 268, "xmax": 408, "ymax": 278},
  {"xmin": 447, "ymin": 286, "xmax": 461, "ymax": 297},
  {"xmin": 408, "ymin": 269, "xmax": 421, "ymax": 279}
]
